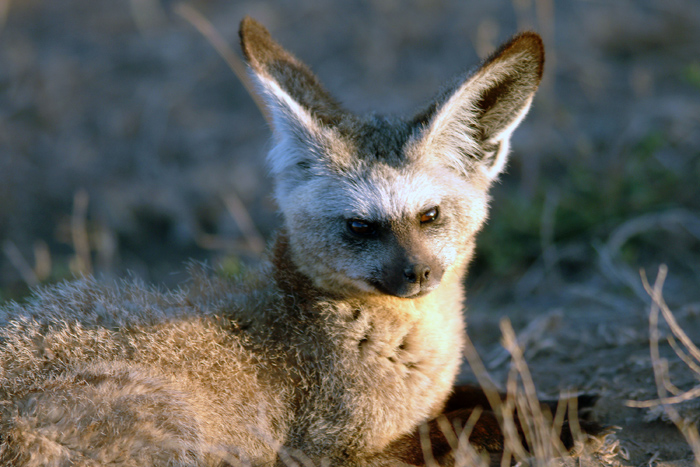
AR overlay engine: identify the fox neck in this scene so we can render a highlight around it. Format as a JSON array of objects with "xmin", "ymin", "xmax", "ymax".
[{"xmin": 270, "ymin": 230, "xmax": 468, "ymax": 449}]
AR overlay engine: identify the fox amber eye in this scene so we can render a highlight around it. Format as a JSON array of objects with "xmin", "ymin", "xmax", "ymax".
[
  {"xmin": 420, "ymin": 207, "xmax": 439, "ymax": 224},
  {"xmin": 347, "ymin": 219, "xmax": 375, "ymax": 236}
]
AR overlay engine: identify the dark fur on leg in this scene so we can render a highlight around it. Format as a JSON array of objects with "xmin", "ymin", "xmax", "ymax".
[
  {"xmin": 383, "ymin": 384, "xmax": 605, "ymax": 466},
  {"xmin": 447, "ymin": 385, "xmax": 605, "ymax": 449},
  {"xmin": 382, "ymin": 407, "xmax": 503, "ymax": 465}
]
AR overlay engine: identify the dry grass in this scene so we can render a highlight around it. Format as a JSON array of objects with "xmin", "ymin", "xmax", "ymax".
[
  {"xmin": 626, "ymin": 266, "xmax": 700, "ymax": 465},
  {"xmin": 175, "ymin": 3, "xmax": 270, "ymax": 125},
  {"xmin": 1, "ymin": 1, "xmax": 699, "ymax": 464},
  {"xmin": 461, "ymin": 320, "xmax": 623, "ymax": 467}
]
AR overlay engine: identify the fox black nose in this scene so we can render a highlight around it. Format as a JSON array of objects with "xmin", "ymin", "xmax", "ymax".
[{"xmin": 404, "ymin": 264, "xmax": 431, "ymax": 284}]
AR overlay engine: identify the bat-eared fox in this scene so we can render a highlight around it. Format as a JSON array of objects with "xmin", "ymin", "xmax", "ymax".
[{"xmin": 0, "ymin": 17, "xmax": 601, "ymax": 467}]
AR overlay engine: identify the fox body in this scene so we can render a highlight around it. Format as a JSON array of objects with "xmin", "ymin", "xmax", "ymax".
[{"xmin": 0, "ymin": 18, "xmax": 546, "ymax": 466}]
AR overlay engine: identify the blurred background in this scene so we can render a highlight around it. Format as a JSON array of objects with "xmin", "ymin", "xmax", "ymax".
[
  {"xmin": 2, "ymin": 1, "xmax": 700, "ymax": 458},
  {"xmin": 0, "ymin": 0, "xmax": 699, "ymax": 305}
]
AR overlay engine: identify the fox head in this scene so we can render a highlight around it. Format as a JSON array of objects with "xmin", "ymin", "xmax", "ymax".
[{"xmin": 240, "ymin": 18, "xmax": 543, "ymax": 299}]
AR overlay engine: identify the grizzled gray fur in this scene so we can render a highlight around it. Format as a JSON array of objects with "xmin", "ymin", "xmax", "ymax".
[{"xmin": 0, "ymin": 17, "xmax": 544, "ymax": 466}]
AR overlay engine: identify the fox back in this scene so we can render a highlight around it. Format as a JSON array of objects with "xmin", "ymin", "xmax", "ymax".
[{"xmin": 0, "ymin": 17, "xmax": 543, "ymax": 467}]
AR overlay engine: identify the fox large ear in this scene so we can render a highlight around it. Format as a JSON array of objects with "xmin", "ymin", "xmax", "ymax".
[
  {"xmin": 414, "ymin": 32, "xmax": 544, "ymax": 181},
  {"xmin": 239, "ymin": 17, "xmax": 348, "ymax": 178}
]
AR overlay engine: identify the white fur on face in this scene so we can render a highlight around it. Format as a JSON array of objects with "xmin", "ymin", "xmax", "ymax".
[
  {"xmin": 341, "ymin": 169, "xmax": 443, "ymax": 222},
  {"xmin": 278, "ymin": 160, "xmax": 490, "ymax": 296}
]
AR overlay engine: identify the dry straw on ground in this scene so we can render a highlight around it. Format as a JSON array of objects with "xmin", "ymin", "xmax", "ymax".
[{"xmin": 627, "ymin": 266, "xmax": 700, "ymax": 465}]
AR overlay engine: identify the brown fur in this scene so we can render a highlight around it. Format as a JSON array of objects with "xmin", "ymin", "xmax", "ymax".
[{"xmin": 0, "ymin": 17, "xmax": 594, "ymax": 467}]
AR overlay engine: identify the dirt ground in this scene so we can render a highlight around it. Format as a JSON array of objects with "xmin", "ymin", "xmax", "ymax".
[
  {"xmin": 1, "ymin": 0, "xmax": 699, "ymax": 465},
  {"xmin": 464, "ymin": 279, "xmax": 700, "ymax": 466}
]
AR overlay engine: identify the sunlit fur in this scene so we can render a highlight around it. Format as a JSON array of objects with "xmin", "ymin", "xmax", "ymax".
[{"xmin": 0, "ymin": 17, "xmax": 544, "ymax": 466}]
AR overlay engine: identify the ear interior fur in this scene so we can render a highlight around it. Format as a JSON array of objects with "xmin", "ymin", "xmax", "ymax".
[
  {"xmin": 415, "ymin": 32, "xmax": 544, "ymax": 180},
  {"xmin": 239, "ymin": 18, "xmax": 544, "ymax": 186},
  {"xmin": 239, "ymin": 17, "xmax": 345, "ymax": 126},
  {"xmin": 239, "ymin": 17, "xmax": 351, "ymax": 179}
]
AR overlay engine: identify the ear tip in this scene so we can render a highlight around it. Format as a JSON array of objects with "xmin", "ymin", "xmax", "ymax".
[
  {"xmin": 514, "ymin": 31, "xmax": 545, "ymax": 60},
  {"xmin": 520, "ymin": 31, "xmax": 545, "ymax": 80},
  {"xmin": 239, "ymin": 16, "xmax": 274, "ymax": 65},
  {"xmin": 239, "ymin": 16, "xmax": 266, "ymax": 38},
  {"xmin": 514, "ymin": 31, "xmax": 544, "ymax": 46},
  {"xmin": 493, "ymin": 31, "xmax": 545, "ymax": 82}
]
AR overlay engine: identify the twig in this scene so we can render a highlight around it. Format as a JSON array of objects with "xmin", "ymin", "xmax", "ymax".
[
  {"xmin": 667, "ymin": 335, "xmax": 700, "ymax": 378},
  {"xmin": 71, "ymin": 189, "xmax": 92, "ymax": 276},
  {"xmin": 607, "ymin": 210, "xmax": 700, "ymax": 253},
  {"xmin": 535, "ymin": 0, "xmax": 555, "ymax": 73},
  {"xmin": 175, "ymin": 3, "xmax": 271, "ymax": 125},
  {"xmin": 501, "ymin": 318, "xmax": 568, "ymax": 462},
  {"xmin": 595, "ymin": 239, "xmax": 648, "ymax": 303},
  {"xmin": 432, "ymin": 408, "xmax": 488, "ymax": 466},
  {"xmin": 221, "ymin": 191, "xmax": 266, "ymax": 255},
  {"xmin": 487, "ymin": 309, "xmax": 561, "ymax": 369},
  {"xmin": 646, "ymin": 282, "xmax": 700, "ymax": 364},
  {"xmin": 474, "ymin": 18, "xmax": 499, "ymax": 59},
  {"xmin": 33, "ymin": 240, "xmax": 52, "ymax": 282},
  {"xmin": 626, "ymin": 266, "xmax": 700, "ymax": 464},
  {"xmin": 435, "ymin": 414, "xmax": 461, "ymax": 452},
  {"xmin": 95, "ymin": 225, "xmax": 117, "ymax": 274},
  {"xmin": 419, "ymin": 422, "xmax": 439, "ymax": 467},
  {"xmin": 551, "ymin": 391, "xmax": 569, "ymax": 450},
  {"xmin": 598, "ymin": 209, "xmax": 700, "ymax": 304},
  {"xmin": 503, "ymin": 365, "xmax": 530, "ymax": 459},
  {"xmin": 2, "ymin": 240, "xmax": 39, "ymax": 287},
  {"xmin": 626, "ymin": 386, "xmax": 700, "ymax": 408},
  {"xmin": 0, "ymin": 0, "xmax": 10, "ymax": 30},
  {"xmin": 462, "ymin": 333, "xmax": 530, "ymax": 461}
]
